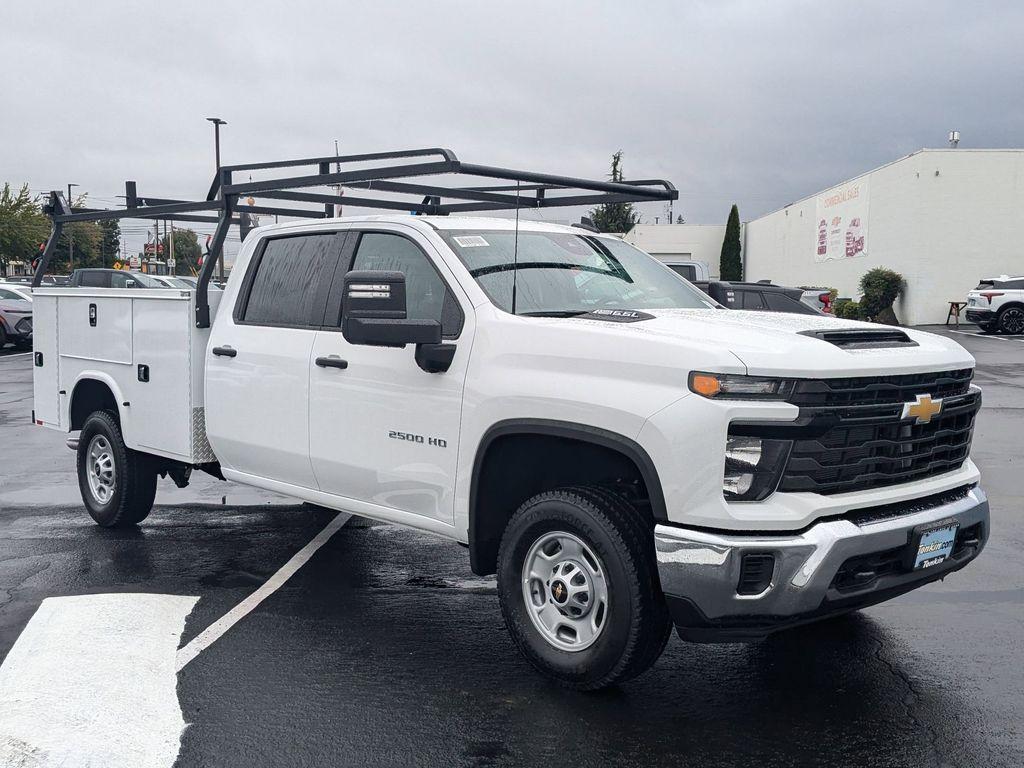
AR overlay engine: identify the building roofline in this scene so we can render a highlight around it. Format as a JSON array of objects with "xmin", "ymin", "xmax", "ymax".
[{"xmin": 749, "ymin": 147, "xmax": 1024, "ymax": 223}]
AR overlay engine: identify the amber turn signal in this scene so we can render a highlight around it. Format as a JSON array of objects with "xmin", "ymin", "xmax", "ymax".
[{"xmin": 690, "ymin": 373, "xmax": 721, "ymax": 397}]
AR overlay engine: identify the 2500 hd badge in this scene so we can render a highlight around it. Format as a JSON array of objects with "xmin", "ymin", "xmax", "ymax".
[{"xmin": 388, "ymin": 430, "xmax": 448, "ymax": 448}]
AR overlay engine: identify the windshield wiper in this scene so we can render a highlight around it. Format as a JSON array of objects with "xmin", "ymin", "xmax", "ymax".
[{"xmin": 520, "ymin": 310, "xmax": 591, "ymax": 318}]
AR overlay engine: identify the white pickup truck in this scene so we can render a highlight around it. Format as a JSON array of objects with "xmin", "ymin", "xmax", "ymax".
[{"xmin": 31, "ymin": 152, "xmax": 989, "ymax": 689}]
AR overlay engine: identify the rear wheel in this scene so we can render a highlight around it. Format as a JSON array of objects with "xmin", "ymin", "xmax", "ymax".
[
  {"xmin": 496, "ymin": 486, "xmax": 672, "ymax": 690},
  {"xmin": 0, "ymin": 325, "xmax": 7, "ymax": 348},
  {"xmin": 998, "ymin": 306, "xmax": 1024, "ymax": 335},
  {"xmin": 77, "ymin": 411, "xmax": 157, "ymax": 527}
]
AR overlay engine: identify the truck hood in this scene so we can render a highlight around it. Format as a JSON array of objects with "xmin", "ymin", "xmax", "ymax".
[{"xmin": 571, "ymin": 308, "xmax": 975, "ymax": 377}]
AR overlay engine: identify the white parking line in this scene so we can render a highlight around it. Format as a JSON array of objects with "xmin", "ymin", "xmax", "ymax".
[
  {"xmin": 0, "ymin": 352, "xmax": 32, "ymax": 360},
  {"xmin": 944, "ymin": 329, "xmax": 1012, "ymax": 342},
  {"xmin": 176, "ymin": 511, "xmax": 350, "ymax": 671},
  {"xmin": 0, "ymin": 593, "xmax": 198, "ymax": 768},
  {"xmin": 0, "ymin": 512, "xmax": 350, "ymax": 766}
]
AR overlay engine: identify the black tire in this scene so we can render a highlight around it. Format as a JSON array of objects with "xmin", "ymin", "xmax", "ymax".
[
  {"xmin": 0, "ymin": 324, "xmax": 7, "ymax": 348},
  {"xmin": 497, "ymin": 486, "xmax": 672, "ymax": 690},
  {"xmin": 997, "ymin": 305, "xmax": 1024, "ymax": 335},
  {"xmin": 77, "ymin": 411, "xmax": 157, "ymax": 527}
]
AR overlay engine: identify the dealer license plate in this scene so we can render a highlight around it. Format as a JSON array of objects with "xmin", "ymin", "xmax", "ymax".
[{"xmin": 911, "ymin": 520, "xmax": 959, "ymax": 570}]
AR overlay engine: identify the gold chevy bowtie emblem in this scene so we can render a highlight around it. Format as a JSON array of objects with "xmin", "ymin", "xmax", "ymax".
[{"xmin": 902, "ymin": 393, "xmax": 943, "ymax": 424}]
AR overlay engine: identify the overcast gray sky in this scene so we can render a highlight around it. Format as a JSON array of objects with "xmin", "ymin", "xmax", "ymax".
[{"xmin": 3, "ymin": 0, "xmax": 1023, "ymax": 259}]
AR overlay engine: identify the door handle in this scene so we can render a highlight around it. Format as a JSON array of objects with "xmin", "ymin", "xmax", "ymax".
[
  {"xmin": 315, "ymin": 355, "xmax": 348, "ymax": 369},
  {"xmin": 212, "ymin": 345, "xmax": 237, "ymax": 358}
]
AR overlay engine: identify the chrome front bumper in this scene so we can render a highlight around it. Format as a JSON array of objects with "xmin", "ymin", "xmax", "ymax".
[{"xmin": 655, "ymin": 486, "xmax": 989, "ymax": 641}]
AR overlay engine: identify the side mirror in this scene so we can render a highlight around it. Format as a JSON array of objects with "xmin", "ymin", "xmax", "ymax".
[{"xmin": 342, "ymin": 270, "xmax": 442, "ymax": 348}]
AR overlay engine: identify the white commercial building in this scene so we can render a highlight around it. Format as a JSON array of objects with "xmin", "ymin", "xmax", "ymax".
[
  {"xmin": 623, "ymin": 224, "xmax": 727, "ymax": 278},
  {"xmin": 744, "ymin": 149, "xmax": 1024, "ymax": 325}
]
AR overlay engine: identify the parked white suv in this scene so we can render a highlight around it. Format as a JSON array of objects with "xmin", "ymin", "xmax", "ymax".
[{"xmin": 966, "ymin": 276, "xmax": 1024, "ymax": 334}]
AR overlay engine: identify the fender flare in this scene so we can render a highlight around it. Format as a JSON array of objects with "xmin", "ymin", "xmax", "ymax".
[
  {"xmin": 67, "ymin": 371, "xmax": 127, "ymax": 431},
  {"xmin": 468, "ymin": 418, "xmax": 668, "ymax": 572}
]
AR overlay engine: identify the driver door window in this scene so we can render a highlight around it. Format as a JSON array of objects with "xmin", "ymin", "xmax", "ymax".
[{"xmin": 348, "ymin": 232, "xmax": 462, "ymax": 337}]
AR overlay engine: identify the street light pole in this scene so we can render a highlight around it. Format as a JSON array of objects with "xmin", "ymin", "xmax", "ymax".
[
  {"xmin": 66, "ymin": 183, "xmax": 79, "ymax": 272},
  {"xmin": 206, "ymin": 117, "xmax": 227, "ymax": 280}
]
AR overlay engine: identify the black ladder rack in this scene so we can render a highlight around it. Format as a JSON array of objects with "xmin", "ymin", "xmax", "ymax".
[{"xmin": 36, "ymin": 147, "xmax": 678, "ymax": 328}]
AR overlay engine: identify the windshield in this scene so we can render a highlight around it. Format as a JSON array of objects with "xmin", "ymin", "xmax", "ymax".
[{"xmin": 441, "ymin": 230, "xmax": 715, "ymax": 316}]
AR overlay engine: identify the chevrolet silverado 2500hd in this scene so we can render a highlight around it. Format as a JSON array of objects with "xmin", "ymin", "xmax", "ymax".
[{"xmin": 31, "ymin": 150, "xmax": 988, "ymax": 689}]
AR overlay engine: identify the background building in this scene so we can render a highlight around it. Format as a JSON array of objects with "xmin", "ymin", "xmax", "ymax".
[
  {"xmin": 744, "ymin": 149, "xmax": 1024, "ymax": 325},
  {"xmin": 623, "ymin": 224, "xmax": 727, "ymax": 278}
]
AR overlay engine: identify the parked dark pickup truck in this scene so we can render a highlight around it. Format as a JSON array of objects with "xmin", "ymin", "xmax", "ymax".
[{"xmin": 694, "ymin": 280, "xmax": 823, "ymax": 315}]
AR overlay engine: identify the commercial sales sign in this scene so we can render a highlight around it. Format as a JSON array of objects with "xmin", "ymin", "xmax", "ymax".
[{"xmin": 814, "ymin": 178, "xmax": 869, "ymax": 263}]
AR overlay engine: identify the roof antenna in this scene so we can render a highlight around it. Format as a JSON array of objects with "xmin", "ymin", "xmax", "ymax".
[{"xmin": 511, "ymin": 179, "xmax": 521, "ymax": 315}]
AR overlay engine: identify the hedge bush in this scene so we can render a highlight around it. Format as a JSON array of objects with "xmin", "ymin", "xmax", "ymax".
[{"xmin": 859, "ymin": 268, "xmax": 905, "ymax": 320}]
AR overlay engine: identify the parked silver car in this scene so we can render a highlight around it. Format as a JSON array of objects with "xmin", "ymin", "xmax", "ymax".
[{"xmin": 0, "ymin": 284, "xmax": 33, "ymax": 349}]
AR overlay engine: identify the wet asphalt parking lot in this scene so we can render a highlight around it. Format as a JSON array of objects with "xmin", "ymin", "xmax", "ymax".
[{"xmin": 0, "ymin": 328, "xmax": 1022, "ymax": 767}]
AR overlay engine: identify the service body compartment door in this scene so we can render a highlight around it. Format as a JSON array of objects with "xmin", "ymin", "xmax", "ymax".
[
  {"xmin": 31, "ymin": 294, "xmax": 60, "ymax": 426},
  {"xmin": 129, "ymin": 295, "xmax": 192, "ymax": 458}
]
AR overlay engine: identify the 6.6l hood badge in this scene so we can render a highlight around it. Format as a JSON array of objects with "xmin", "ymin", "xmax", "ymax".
[{"xmin": 902, "ymin": 393, "xmax": 943, "ymax": 424}]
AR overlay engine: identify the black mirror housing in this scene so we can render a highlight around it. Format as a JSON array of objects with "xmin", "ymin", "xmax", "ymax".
[{"xmin": 342, "ymin": 270, "xmax": 443, "ymax": 348}]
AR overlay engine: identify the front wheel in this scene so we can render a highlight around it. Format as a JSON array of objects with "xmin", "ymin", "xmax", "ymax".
[
  {"xmin": 77, "ymin": 411, "xmax": 157, "ymax": 527},
  {"xmin": 497, "ymin": 486, "xmax": 672, "ymax": 690}
]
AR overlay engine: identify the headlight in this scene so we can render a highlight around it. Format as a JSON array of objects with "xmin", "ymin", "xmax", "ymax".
[
  {"xmin": 724, "ymin": 434, "xmax": 791, "ymax": 501},
  {"xmin": 690, "ymin": 372, "xmax": 796, "ymax": 400}
]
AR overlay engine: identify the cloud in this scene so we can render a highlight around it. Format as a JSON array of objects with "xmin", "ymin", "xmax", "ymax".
[{"xmin": 2, "ymin": 0, "xmax": 1021, "ymax": 258}]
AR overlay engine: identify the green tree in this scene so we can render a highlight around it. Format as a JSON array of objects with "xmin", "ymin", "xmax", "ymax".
[
  {"xmin": 589, "ymin": 151, "xmax": 641, "ymax": 233},
  {"xmin": 720, "ymin": 204, "xmax": 742, "ymax": 281},
  {"xmin": 161, "ymin": 228, "xmax": 203, "ymax": 275},
  {"xmin": 99, "ymin": 219, "xmax": 121, "ymax": 267},
  {"xmin": 0, "ymin": 183, "xmax": 49, "ymax": 276}
]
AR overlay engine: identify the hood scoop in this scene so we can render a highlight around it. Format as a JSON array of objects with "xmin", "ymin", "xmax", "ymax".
[{"xmin": 798, "ymin": 328, "xmax": 918, "ymax": 349}]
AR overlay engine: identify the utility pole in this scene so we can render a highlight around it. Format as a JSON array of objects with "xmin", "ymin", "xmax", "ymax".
[
  {"xmin": 333, "ymin": 138, "xmax": 343, "ymax": 217},
  {"xmin": 169, "ymin": 221, "xmax": 175, "ymax": 275},
  {"xmin": 66, "ymin": 183, "xmax": 79, "ymax": 271},
  {"xmin": 206, "ymin": 117, "xmax": 227, "ymax": 280}
]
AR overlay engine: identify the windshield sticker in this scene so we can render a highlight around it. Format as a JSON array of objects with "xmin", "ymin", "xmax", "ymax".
[{"xmin": 454, "ymin": 235, "xmax": 489, "ymax": 248}]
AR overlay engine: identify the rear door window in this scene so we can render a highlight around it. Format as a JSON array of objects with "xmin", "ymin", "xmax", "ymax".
[
  {"xmin": 78, "ymin": 271, "xmax": 108, "ymax": 287},
  {"xmin": 239, "ymin": 233, "xmax": 343, "ymax": 327},
  {"xmin": 765, "ymin": 292, "xmax": 819, "ymax": 314},
  {"xmin": 740, "ymin": 290, "xmax": 766, "ymax": 310},
  {"xmin": 668, "ymin": 264, "xmax": 696, "ymax": 280}
]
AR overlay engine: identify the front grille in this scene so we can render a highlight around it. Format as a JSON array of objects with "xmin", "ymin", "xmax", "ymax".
[
  {"xmin": 15, "ymin": 317, "xmax": 32, "ymax": 334},
  {"xmin": 787, "ymin": 368, "xmax": 973, "ymax": 407},
  {"xmin": 774, "ymin": 369, "xmax": 978, "ymax": 496}
]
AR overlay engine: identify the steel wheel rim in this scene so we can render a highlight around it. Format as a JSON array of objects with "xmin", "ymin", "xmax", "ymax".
[
  {"xmin": 522, "ymin": 530, "xmax": 609, "ymax": 652},
  {"xmin": 86, "ymin": 435, "xmax": 116, "ymax": 505},
  {"xmin": 1003, "ymin": 308, "xmax": 1024, "ymax": 334}
]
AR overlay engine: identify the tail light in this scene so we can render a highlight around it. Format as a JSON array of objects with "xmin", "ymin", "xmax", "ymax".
[
  {"xmin": 980, "ymin": 292, "xmax": 1004, "ymax": 304},
  {"xmin": 819, "ymin": 292, "xmax": 832, "ymax": 313}
]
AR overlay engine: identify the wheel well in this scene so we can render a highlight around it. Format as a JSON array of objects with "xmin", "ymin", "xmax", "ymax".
[
  {"xmin": 70, "ymin": 379, "xmax": 119, "ymax": 430},
  {"xmin": 998, "ymin": 301, "xmax": 1024, "ymax": 312},
  {"xmin": 468, "ymin": 423, "xmax": 665, "ymax": 576}
]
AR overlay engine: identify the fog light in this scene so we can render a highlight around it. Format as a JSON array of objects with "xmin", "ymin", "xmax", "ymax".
[
  {"xmin": 737, "ymin": 553, "xmax": 775, "ymax": 595},
  {"xmin": 724, "ymin": 434, "xmax": 791, "ymax": 501}
]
